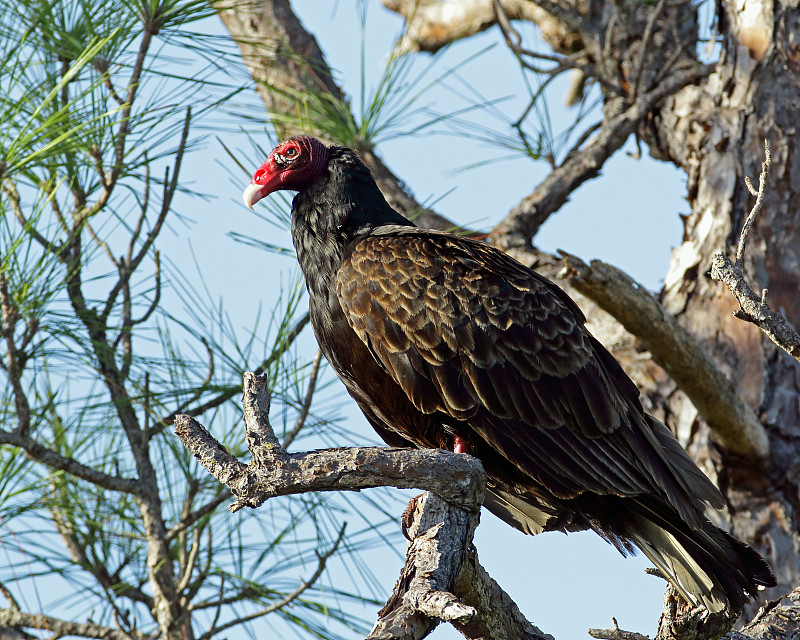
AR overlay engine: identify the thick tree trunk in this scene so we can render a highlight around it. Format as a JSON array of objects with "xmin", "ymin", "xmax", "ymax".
[{"xmin": 647, "ymin": 0, "xmax": 800, "ymax": 609}]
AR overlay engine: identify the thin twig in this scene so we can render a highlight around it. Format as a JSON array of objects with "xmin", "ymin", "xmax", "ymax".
[
  {"xmin": 166, "ymin": 490, "xmax": 229, "ymax": 542},
  {"xmin": 111, "ymin": 29, "xmax": 154, "ymax": 183},
  {"xmin": 562, "ymin": 120, "xmax": 603, "ymax": 162},
  {"xmin": 119, "ymin": 268, "xmax": 133, "ymax": 382},
  {"xmin": 181, "ymin": 527, "xmax": 214, "ymax": 606},
  {"xmin": 2, "ymin": 179, "xmax": 63, "ymax": 255},
  {"xmin": 494, "ymin": 0, "xmax": 620, "ymax": 96},
  {"xmin": 47, "ymin": 183, "xmax": 70, "ymax": 235},
  {"xmin": 154, "ymin": 312, "xmax": 311, "ymax": 433},
  {"xmin": 176, "ymin": 525, "xmax": 205, "ymax": 595},
  {"xmin": 631, "ymin": 0, "xmax": 668, "ymax": 101},
  {"xmin": 589, "ymin": 617, "xmax": 651, "ymax": 640},
  {"xmin": 178, "ymin": 478, "xmax": 200, "ymax": 569},
  {"xmin": 99, "ymin": 67, "xmax": 126, "ymax": 106},
  {"xmin": 101, "ymin": 109, "xmax": 191, "ymax": 326},
  {"xmin": 710, "ymin": 140, "xmax": 800, "ymax": 363},
  {"xmin": 84, "ymin": 218, "xmax": 118, "ymax": 266},
  {"xmin": 48, "ymin": 482, "xmax": 153, "ymax": 607},
  {"xmin": 128, "ymin": 158, "xmax": 150, "ymax": 263},
  {"xmin": 131, "ymin": 250, "xmax": 162, "ymax": 327},
  {"xmin": 736, "ymin": 140, "xmax": 771, "ymax": 267}
]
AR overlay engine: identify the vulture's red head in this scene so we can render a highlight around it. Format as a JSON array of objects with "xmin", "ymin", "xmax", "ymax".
[{"xmin": 243, "ymin": 136, "xmax": 330, "ymax": 209}]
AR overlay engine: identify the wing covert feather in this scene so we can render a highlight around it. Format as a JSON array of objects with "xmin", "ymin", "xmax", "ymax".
[
  {"xmin": 337, "ymin": 233, "xmax": 625, "ymax": 431},
  {"xmin": 336, "ymin": 232, "xmax": 716, "ymax": 512}
]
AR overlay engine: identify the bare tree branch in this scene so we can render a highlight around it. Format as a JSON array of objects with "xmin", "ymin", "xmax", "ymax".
[
  {"xmin": 174, "ymin": 373, "xmax": 486, "ymax": 512},
  {"xmin": 490, "ymin": 63, "xmax": 714, "ymax": 248},
  {"xmin": 0, "ymin": 427, "xmax": 141, "ymax": 494},
  {"xmin": 176, "ymin": 525, "xmax": 204, "ymax": 596},
  {"xmin": 175, "ymin": 373, "xmax": 561, "ymax": 640},
  {"xmin": 451, "ymin": 548, "xmax": 554, "ymax": 640},
  {"xmin": 710, "ymin": 141, "xmax": 800, "ymax": 363},
  {"xmin": 736, "ymin": 143, "xmax": 771, "ymax": 269},
  {"xmin": 590, "ymin": 617, "xmax": 650, "ymax": 640},
  {"xmin": 559, "ymin": 252, "xmax": 769, "ymax": 458},
  {"xmin": 368, "ymin": 492, "xmax": 479, "ymax": 640},
  {"xmin": 383, "ymin": 0, "xmax": 586, "ymax": 57},
  {"xmin": 493, "ymin": 1, "xmax": 618, "ymax": 96},
  {"xmin": 0, "ymin": 608, "xmax": 148, "ymax": 640}
]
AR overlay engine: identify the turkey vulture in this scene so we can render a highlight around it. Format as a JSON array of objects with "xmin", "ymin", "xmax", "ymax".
[{"xmin": 243, "ymin": 135, "xmax": 775, "ymax": 613}]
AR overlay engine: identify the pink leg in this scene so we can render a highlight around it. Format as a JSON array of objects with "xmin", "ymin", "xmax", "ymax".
[{"xmin": 453, "ymin": 435, "xmax": 468, "ymax": 454}]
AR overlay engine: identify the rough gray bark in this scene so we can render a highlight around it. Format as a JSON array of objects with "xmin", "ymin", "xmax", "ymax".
[{"xmin": 176, "ymin": 373, "xmax": 554, "ymax": 640}]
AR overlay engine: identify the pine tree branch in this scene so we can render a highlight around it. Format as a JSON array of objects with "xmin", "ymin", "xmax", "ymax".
[
  {"xmin": 165, "ymin": 490, "xmax": 229, "ymax": 542},
  {"xmin": 1, "ymin": 179, "xmax": 64, "ymax": 256},
  {"xmin": 152, "ymin": 312, "xmax": 311, "ymax": 437},
  {"xmin": 49, "ymin": 488, "xmax": 153, "ymax": 607},
  {"xmin": 281, "ymin": 348, "xmax": 323, "ymax": 450},
  {"xmin": 101, "ymin": 110, "xmax": 190, "ymax": 327},
  {"xmin": 0, "ymin": 428, "xmax": 141, "ymax": 494},
  {"xmin": 195, "ymin": 523, "xmax": 346, "ymax": 640}
]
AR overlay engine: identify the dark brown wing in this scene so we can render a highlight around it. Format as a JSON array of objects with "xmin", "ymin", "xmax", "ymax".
[{"xmin": 336, "ymin": 230, "xmax": 722, "ymax": 521}]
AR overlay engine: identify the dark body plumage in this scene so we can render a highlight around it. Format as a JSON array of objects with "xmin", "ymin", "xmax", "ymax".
[{"xmin": 246, "ymin": 137, "xmax": 775, "ymax": 613}]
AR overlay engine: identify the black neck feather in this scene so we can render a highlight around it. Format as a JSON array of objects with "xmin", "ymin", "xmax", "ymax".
[{"xmin": 290, "ymin": 146, "xmax": 414, "ymax": 297}]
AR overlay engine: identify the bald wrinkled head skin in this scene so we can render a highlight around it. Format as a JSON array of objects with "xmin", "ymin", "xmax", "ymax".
[
  {"xmin": 243, "ymin": 137, "xmax": 775, "ymax": 614},
  {"xmin": 243, "ymin": 136, "xmax": 330, "ymax": 210}
]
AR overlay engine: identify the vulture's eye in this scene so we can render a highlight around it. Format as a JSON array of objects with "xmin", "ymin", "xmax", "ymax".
[{"xmin": 285, "ymin": 147, "xmax": 298, "ymax": 158}]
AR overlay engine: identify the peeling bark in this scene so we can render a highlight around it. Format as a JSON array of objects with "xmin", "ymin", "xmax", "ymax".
[{"xmin": 643, "ymin": 0, "xmax": 800, "ymax": 610}]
